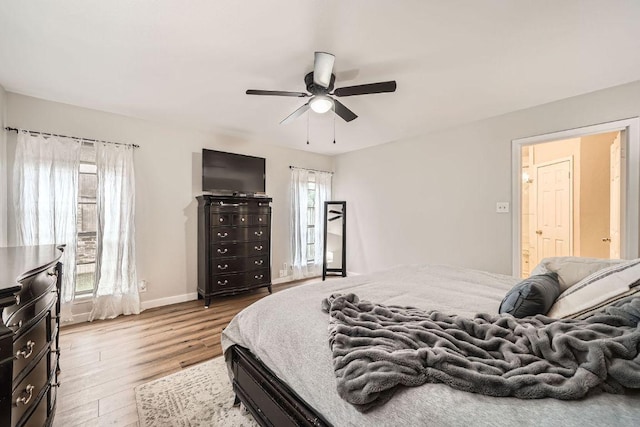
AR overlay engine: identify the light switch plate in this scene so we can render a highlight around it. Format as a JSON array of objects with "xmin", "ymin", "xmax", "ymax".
[{"xmin": 496, "ymin": 202, "xmax": 510, "ymax": 213}]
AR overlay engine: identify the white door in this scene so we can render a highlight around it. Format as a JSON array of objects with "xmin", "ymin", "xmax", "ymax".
[
  {"xmin": 610, "ymin": 133, "xmax": 622, "ymax": 258},
  {"xmin": 535, "ymin": 159, "xmax": 573, "ymax": 260}
]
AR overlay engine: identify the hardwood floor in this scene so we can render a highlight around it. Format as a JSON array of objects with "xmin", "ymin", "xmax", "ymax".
[{"xmin": 53, "ymin": 280, "xmax": 308, "ymax": 427}]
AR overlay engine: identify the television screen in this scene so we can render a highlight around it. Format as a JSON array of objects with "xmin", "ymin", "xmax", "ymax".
[{"xmin": 202, "ymin": 149, "xmax": 266, "ymax": 194}]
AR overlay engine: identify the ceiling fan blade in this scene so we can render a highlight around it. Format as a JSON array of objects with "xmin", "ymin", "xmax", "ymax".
[
  {"xmin": 313, "ymin": 52, "xmax": 335, "ymax": 88},
  {"xmin": 246, "ymin": 89, "xmax": 309, "ymax": 97},
  {"xmin": 332, "ymin": 99, "xmax": 358, "ymax": 122},
  {"xmin": 280, "ymin": 103, "xmax": 310, "ymax": 125},
  {"xmin": 333, "ymin": 81, "xmax": 397, "ymax": 97}
]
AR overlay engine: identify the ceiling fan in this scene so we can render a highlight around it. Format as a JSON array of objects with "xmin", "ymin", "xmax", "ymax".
[{"xmin": 246, "ymin": 52, "xmax": 397, "ymax": 124}]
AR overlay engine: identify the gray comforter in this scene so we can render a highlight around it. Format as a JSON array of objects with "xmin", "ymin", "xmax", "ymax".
[
  {"xmin": 222, "ymin": 264, "xmax": 640, "ymax": 426},
  {"xmin": 323, "ymin": 293, "xmax": 640, "ymax": 412}
]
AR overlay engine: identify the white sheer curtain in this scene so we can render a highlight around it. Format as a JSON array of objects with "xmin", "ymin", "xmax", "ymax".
[
  {"xmin": 290, "ymin": 168, "xmax": 309, "ymax": 279},
  {"xmin": 13, "ymin": 131, "xmax": 81, "ymax": 320},
  {"xmin": 89, "ymin": 142, "xmax": 140, "ymax": 320},
  {"xmin": 312, "ymin": 171, "xmax": 332, "ymax": 273},
  {"xmin": 290, "ymin": 168, "xmax": 332, "ymax": 279}
]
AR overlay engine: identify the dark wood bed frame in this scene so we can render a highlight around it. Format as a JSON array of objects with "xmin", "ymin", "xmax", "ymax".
[{"xmin": 230, "ymin": 345, "xmax": 332, "ymax": 427}]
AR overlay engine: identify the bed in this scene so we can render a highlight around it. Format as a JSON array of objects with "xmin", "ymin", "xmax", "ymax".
[{"xmin": 221, "ymin": 263, "xmax": 640, "ymax": 426}]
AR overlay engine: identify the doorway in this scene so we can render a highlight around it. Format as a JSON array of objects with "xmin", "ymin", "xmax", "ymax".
[{"xmin": 512, "ymin": 118, "xmax": 640, "ymax": 277}]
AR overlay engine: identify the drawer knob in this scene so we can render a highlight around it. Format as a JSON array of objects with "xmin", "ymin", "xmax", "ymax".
[
  {"xmin": 254, "ymin": 274, "xmax": 264, "ymax": 280},
  {"xmin": 254, "ymin": 260, "xmax": 264, "ymax": 266},
  {"xmin": 217, "ymin": 264, "xmax": 229, "ymax": 270},
  {"xmin": 217, "ymin": 232, "xmax": 229, "ymax": 238},
  {"xmin": 218, "ymin": 280, "xmax": 229, "ymax": 286},
  {"xmin": 241, "ymin": 217, "xmax": 246, "ymax": 222},
  {"xmin": 254, "ymin": 231, "xmax": 263, "ymax": 236},
  {"xmin": 15, "ymin": 340, "xmax": 36, "ymax": 360},
  {"xmin": 217, "ymin": 248, "xmax": 228, "ymax": 254},
  {"xmin": 219, "ymin": 218, "xmax": 224, "ymax": 222},
  {"xmin": 9, "ymin": 320, "xmax": 23, "ymax": 329},
  {"xmin": 15, "ymin": 384, "xmax": 34, "ymax": 406},
  {"xmin": 258, "ymin": 218, "xmax": 263, "ymax": 222},
  {"xmin": 254, "ymin": 245, "xmax": 263, "ymax": 251}
]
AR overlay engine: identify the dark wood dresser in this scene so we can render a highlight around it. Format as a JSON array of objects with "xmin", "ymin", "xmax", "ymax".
[
  {"xmin": 197, "ymin": 195, "xmax": 272, "ymax": 307},
  {"xmin": 0, "ymin": 245, "xmax": 62, "ymax": 427}
]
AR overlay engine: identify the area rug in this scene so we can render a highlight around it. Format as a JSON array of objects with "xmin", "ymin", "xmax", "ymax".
[{"xmin": 135, "ymin": 356, "xmax": 258, "ymax": 427}]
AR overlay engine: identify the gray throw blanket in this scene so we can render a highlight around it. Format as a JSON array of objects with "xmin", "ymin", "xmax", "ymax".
[{"xmin": 321, "ymin": 293, "xmax": 640, "ymax": 412}]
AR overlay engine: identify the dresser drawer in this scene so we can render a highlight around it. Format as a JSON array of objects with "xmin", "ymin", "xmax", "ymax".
[
  {"xmin": 211, "ymin": 241, "xmax": 269, "ymax": 258},
  {"xmin": 246, "ymin": 255, "xmax": 269, "ymax": 270},
  {"xmin": 210, "ymin": 258, "xmax": 245, "ymax": 275},
  {"xmin": 5, "ymin": 269, "xmax": 56, "ymax": 314},
  {"xmin": 248, "ymin": 242, "xmax": 268, "ymax": 256},
  {"xmin": 245, "ymin": 269, "xmax": 270, "ymax": 286},
  {"xmin": 12, "ymin": 353, "xmax": 48, "ymax": 424},
  {"xmin": 13, "ymin": 316, "xmax": 48, "ymax": 381},
  {"xmin": 234, "ymin": 213, "xmax": 251, "ymax": 225},
  {"xmin": 210, "ymin": 255, "xmax": 270, "ymax": 275},
  {"xmin": 212, "ymin": 268, "xmax": 270, "ymax": 290},
  {"xmin": 21, "ymin": 388, "xmax": 48, "ymax": 427},
  {"xmin": 210, "ymin": 226, "xmax": 269, "ymax": 243},
  {"xmin": 211, "ymin": 273, "xmax": 244, "ymax": 289},
  {"xmin": 210, "ymin": 212, "xmax": 253, "ymax": 226},
  {"xmin": 4, "ymin": 289, "xmax": 57, "ymax": 335},
  {"xmin": 210, "ymin": 212, "xmax": 232, "ymax": 225},
  {"xmin": 253, "ymin": 214, "xmax": 269, "ymax": 226}
]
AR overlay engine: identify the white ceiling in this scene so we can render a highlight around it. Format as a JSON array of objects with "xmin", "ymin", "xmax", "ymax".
[{"xmin": 1, "ymin": 1, "xmax": 640, "ymax": 156}]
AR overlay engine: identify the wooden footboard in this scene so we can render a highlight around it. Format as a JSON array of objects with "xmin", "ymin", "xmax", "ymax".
[{"xmin": 230, "ymin": 345, "xmax": 331, "ymax": 427}]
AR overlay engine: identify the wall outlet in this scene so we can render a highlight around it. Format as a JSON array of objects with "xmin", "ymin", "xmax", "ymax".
[
  {"xmin": 496, "ymin": 202, "xmax": 510, "ymax": 213},
  {"xmin": 139, "ymin": 280, "xmax": 148, "ymax": 293}
]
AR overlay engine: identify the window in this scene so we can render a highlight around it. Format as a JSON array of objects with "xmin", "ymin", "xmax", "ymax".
[
  {"xmin": 306, "ymin": 173, "xmax": 316, "ymax": 263},
  {"xmin": 75, "ymin": 144, "xmax": 97, "ymax": 295},
  {"xmin": 290, "ymin": 167, "xmax": 331, "ymax": 279}
]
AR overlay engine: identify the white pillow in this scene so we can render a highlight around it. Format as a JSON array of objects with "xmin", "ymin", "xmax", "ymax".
[
  {"xmin": 530, "ymin": 256, "xmax": 626, "ymax": 292},
  {"xmin": 546, "ymin": 259, "xmax": 640, "ymax": 319}
]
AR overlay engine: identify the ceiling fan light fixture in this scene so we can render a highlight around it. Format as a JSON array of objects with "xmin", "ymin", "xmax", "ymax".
[{"xmin": 309, "ymin": 95, "xmax": 333, "ymax": 114}]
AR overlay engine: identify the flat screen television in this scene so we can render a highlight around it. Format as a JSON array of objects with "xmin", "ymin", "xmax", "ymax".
[{"xmin": 202, "ymin": 149, "xmax": 266, "ymax": 195}]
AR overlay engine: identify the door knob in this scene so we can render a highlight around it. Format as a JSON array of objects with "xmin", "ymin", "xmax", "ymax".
[{"xmin": 535, "ymin": 230, "xmax": 542, "ymax": 235}]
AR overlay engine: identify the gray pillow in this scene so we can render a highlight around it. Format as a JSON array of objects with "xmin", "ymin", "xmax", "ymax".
[{"xmin": 499, "ymin": 273, "xmax": 561, "ymax": 318}]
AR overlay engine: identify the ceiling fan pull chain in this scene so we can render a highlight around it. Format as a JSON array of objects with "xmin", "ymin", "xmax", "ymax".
[
  {"xmin": 306, "ymin": 110, "xmax": 310, "ymax": 145},
  {"xmin": 333, "ymin": 113, "xmax": 336, "ymax": 144}
]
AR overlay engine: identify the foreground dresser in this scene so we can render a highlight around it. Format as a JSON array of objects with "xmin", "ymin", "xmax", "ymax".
[
  {"xmin": 197, "ymin": 195, "xmax": 272, "ymax": 307},
  {"xmin": 0, "ymin": 245, "xmax": 63, "ymax": 427}
]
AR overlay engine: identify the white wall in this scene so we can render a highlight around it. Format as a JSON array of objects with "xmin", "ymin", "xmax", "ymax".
[
  {"xmin": 4, "ymin": 93, "xmax": 333, "ymax": 312},
  {"xmin": 0, "ymin": 84, "xmax": 7, "ymax": 247},
  {"xmin": 334, "ymin": 80, "xmax": 640, "ymax": 276}
]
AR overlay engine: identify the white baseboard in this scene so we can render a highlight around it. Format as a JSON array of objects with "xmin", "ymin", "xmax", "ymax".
[
  {"xmin": 141, "ymin": 292, "xmax": 199, "ymax": 310},
  {"xmin": 272, "ymin": 275, "xmax": 294, "ymax": 285},
  {"xmin": 61, "ymin": 292, "xmax": 199, "ymax": 327},
  {"xmin": 64, "ymin": 312, "xmax": 91, "ymax": 325}
]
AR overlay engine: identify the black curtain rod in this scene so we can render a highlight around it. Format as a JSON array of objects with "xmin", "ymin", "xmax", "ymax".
[
  {"xmin": 4, "ymin": 127, "xmax": 140, "ymax": 148},
  {"xmin": 289, "ymin": 165, "xmax": 334, "ymax": 174}
]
